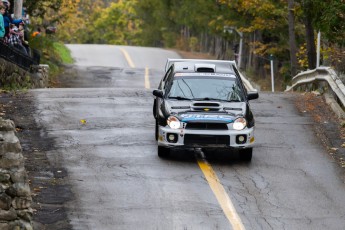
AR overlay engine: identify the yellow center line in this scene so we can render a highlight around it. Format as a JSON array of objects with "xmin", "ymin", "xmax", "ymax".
[
  {"xmin": 145, "ymin": 67, "xmax": 151, "ymax": 89},
  {"xmin": 120, "ymin": 48, "xmax": 135, "ymax": 68},
  {"xmin": 197, "ymin": 158, "xmax": 246, "ymax": 230}
]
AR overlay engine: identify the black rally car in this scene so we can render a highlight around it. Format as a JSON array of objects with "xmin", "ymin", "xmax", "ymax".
[{"xmin": 153, "ymin": 59, "xmax": 258, "ymax": 161}]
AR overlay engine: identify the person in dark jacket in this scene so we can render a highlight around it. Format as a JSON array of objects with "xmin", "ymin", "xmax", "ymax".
[{"xmin": 2, "ymin": 0, "xmax": 22, "ymax": 37}]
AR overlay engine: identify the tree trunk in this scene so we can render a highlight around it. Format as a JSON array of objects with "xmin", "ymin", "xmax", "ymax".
[
  {"xmin": 304, "ymin": 16, "xmax": 316, "ymax": 69},
  {"xmin": 253, "ymin": 30, "xmax": 263, "ymax": 77},
  {"xmin": 288, "ymin": 0, "xmax": 298, "ymax": 76},
  {"xmin": 14, "ymin": 0, "xmax": 23, "ymax": 19}
]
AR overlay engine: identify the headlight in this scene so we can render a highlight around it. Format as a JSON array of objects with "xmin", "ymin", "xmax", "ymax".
[
  {"xmin": 233, "ymin": 117, "xmax": 247, "ymax": 130},
  {"xmin": 167, "ymin": 116, "xmax": 181, "ymax": 129}
]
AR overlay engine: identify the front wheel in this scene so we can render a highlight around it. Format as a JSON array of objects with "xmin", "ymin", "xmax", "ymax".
[
  {"xmin": 158, "ymin": 146, "xmax": 170, "ymax": 158},
  {"xmin": 239, "ymin": 148, "xmax": 252, "ymax": 162},
  {"xmin": 155, "ymin": 120, "xmax": 159, "ymax": 141}
]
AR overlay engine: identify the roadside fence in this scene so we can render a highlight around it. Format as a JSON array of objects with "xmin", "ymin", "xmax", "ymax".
[{"xmin": 0, "ymin": 41, "xmax": 38, "ymax": 72}]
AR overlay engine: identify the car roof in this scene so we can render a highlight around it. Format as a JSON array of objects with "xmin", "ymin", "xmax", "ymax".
[
  {"xmin": 171, "ymin": 61, "xmax": 236, "ymax": 75},
  {"xmin": 165, "ymin": 58, "xmax": 237, "ymax": 72}
]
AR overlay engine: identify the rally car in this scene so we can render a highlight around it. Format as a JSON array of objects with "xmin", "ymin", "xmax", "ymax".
[{"xmin": 152, "ymin": 59, "xmax": 258, "ymax": 161}]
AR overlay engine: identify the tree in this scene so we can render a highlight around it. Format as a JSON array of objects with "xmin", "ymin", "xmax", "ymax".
[
  {"xmin": 93, "ymin": 0, "xmax": 141, "ymax": 45},
  {"xmin": 314, "ymin": 0, "xmax": 345, "ymax": 46},
  {"xmin": 25, "ymin": 0, "xmax": 64, "ymax": 19},
  {"xmin": 288, "ymin": 0, "xmax": 298, "ymax": 76}
]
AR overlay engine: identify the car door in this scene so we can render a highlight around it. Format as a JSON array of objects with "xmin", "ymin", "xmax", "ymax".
[{"xmin": 154, "ymin": 67, "xmax": 173, "ymax": 118}]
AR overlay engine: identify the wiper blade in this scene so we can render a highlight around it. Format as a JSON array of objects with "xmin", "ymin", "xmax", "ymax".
[
  {"xmin": 168, "ymin": 96, "xmax": 192, "ymax": 101},
  {"xmin": 193, "ymin": 97, "xmax": 231, "ymax": 102}
]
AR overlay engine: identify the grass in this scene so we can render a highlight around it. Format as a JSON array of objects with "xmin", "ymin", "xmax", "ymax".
[{"xmin": 53, "ymin": 42, "xmax": 74, "ymax": 64}]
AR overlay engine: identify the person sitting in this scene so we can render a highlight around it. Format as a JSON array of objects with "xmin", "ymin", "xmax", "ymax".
[
  {"xmin": 18, "ymin": 22, "xmax": 30, "ymax": 55},
  {"xmin": 7, "ymin": 24, "xmax": 28, "ymax": 55}
]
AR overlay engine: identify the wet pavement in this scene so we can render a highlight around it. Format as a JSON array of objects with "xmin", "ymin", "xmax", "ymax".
[{"xmin": 1, "ymin": 45, "xmax": 345, "ymax": 229}]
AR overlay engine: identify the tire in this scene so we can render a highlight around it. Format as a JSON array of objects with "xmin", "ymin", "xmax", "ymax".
[
  {"xmin": 153, "ymin": 100, "xmax": 156, "ymax": 117},
  {"xmin": 155, "ymin": 120, "xmax": 158, "ymax": 141},
  {"xmin": 239, "ymin": 148, "xmax": 252, "ymax": 162},
  {"xmin": 158, "ymin": 146, "xmax": 170, "ymax": 158}
]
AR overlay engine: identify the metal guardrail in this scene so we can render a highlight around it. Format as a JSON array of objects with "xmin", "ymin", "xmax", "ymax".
[
  {"xmin": 285, "ymin": 67, "xmax": 345, "ymax": 114},
  {"xmin": 0, "ymin": 41, "xmax": 38, "ymax": 71},
  {"xmin": 238, "ymin": 71, "xmax": 257, "ymax": 92}
]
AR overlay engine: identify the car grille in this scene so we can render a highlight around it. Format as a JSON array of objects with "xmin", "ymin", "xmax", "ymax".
[
  {"xmin": 184, "ymin": 134, "xmax": 230, "ymax": 145},
  {"xmin": 191, "ymin": 102, "xmax": 222, "ymax": 111},
  {"xmin": 185, "ymin": 123, "xmax": 228, "ymax": 130}
]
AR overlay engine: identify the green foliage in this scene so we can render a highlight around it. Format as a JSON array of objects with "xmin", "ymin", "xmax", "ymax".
[
  {"xmin": 29, "ymin": 0, "xmax": 345, "ymax": 81},
  {"xmin": 53, "ymin": 42, "xmax": 74, "ymax": 64},
  {"xmin": 25, "ymin": 0, "xmax": 63, "ymax": 19},
  {"xmin": 29, "ymin": 34, "xmax": 68, "ymax": 77},
  {"xmin": 315, "ymin": 1, "xmax": 345, "ymax": 46},
  {"xmin": 93, "ymin": 0, "xmax": 141, "ymax": 45}
]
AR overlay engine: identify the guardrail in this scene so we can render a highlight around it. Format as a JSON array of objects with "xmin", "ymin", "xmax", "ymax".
[
  {"xmin": 238, "ymin": 71, "xmax": 257, "ymax": 92},
  {"xmin": 0, "ymin": 41, "xmax": 38, "ymax": 71},
  {"xmin": 285, "ymin": 67, "xmax": 345, "ymax": 117}
]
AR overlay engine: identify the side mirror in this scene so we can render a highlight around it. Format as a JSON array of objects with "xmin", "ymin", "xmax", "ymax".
[
  {"xmin": 247, "ymin": 91, "xmax": 259, "ymax": 100},
  {"xmin": 153, "ymin": 89, "xmax": 164, "ymax": 98}
]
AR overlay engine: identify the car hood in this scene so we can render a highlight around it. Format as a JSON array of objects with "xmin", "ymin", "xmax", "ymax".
[{"xmin": 163, "ymin": 100, "xmax": 247, "ymax": 123}]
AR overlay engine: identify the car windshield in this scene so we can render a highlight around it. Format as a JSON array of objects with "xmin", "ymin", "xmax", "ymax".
[{"xmin": 166, "ymin": 76, "xmax": 245, "ymax": 102}]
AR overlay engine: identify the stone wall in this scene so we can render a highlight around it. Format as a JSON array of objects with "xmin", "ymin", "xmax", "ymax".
[
  {"xmin": 0, "ymin": 118, "xmax": 33, "ymax": 230},
  {"xmin": 0, "ymin": 58, "xmax": 49, "ymax": 89}
]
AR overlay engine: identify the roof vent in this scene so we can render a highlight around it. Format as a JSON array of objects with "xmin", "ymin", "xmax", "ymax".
[{"xmin": 195, "ymin": 64, "xmax": 216, "ymax": 73}]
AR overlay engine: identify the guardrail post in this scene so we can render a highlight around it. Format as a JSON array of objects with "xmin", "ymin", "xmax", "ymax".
[
  {"xmin": 317, "ymin": 31, "xmax": 321, "ymax": 68},
  {"xmin": 270, "ymin": 54, "xmax": 275, "ymax": 92}
]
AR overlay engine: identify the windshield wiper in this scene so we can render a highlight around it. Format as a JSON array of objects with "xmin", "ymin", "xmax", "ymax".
[
  {"xmin": 168, "ymin": 96, "xmax": 192, "ymax": 101},
  {"xmin": 192, "ymin": 97, "xmax": 235, "ymax": 102}
]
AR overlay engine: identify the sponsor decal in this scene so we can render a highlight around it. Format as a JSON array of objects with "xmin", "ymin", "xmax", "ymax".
[
  {"xmin": 180, "ymin": 114, "xmax": 234, "ymax": 122},
  {"xmin": 175, "ymin": 73, "xmax": 234, "ymax": 78}
]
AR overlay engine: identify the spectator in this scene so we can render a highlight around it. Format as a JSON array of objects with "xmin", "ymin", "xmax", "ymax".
[
  {"xmin": 31, "ymin": 27, "xmax": 42, "ymax": 64},
  {"xmin": 18, "ymin": 22, "xmax": 30, "ymax": 55},
  {"xmin": 2, "ymin": 0, "xmax": 22, "ymax": 37},
  {"xmin": 0, "ymin": 5, "xmax": 5, "ymax": 42},
  {"xmin": 32, "ymin": 27, "xmax": 41, "ymax": 38},
  {"xmin": 8, "ymin": 24, "xmax": 28, "ymax": 55}
]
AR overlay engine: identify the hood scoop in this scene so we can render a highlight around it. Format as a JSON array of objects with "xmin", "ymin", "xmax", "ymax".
[{"xmin": 191, "ymin": 101, "xmax": 222, "ymax": 111}]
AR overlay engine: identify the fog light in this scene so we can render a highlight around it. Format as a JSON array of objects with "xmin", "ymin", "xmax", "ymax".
[
  {"xmin": 167, "ymin": 133, "xmax": 178, "ymax": 143},
  {"xmin": 236, "ymin": 135, "xmax": 247, "ymax": 144}
]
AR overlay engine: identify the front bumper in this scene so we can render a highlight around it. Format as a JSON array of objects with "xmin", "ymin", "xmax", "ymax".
[{"xmin": 157, "ymin": 125, "xmax": 255, "ymax": 149}]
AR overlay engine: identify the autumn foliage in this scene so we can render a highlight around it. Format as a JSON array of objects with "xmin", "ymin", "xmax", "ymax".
[{"xmin": 27, "ymin": 0, "xmax": 345, "ymax": 88}]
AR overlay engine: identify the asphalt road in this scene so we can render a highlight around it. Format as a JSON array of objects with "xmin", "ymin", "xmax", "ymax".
[{"xmin": 26, "ymin": 45, "xmax": 345, "ymax": 229}]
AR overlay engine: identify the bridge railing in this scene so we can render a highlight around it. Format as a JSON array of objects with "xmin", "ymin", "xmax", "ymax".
[
  {"xmin": 285, "ymin": 67, "xmax": 345, "ymax": 114},
  {"xmin": 0, "ymin": 42, "xmax": 38, "ymax": 72}
]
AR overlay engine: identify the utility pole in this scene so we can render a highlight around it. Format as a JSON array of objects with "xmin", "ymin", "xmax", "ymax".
[{"xmin": 13, "ymin": 0, "xmax": 23, "ymax": 20}]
